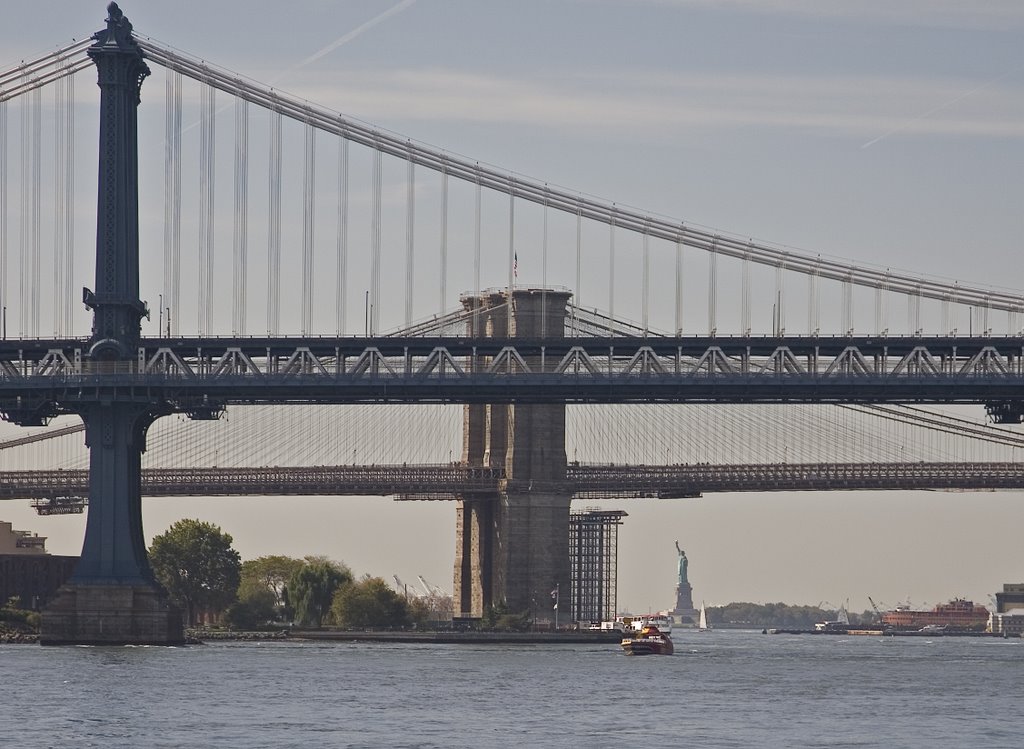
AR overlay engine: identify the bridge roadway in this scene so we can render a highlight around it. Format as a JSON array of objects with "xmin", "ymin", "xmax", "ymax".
[
  {"xmin": 3, "ymin": 335, "xmax": 1024, "ymax": 420},
  {"xmin": 4, "ymin": 462, "xmax": 1024, "ymax": 507}
]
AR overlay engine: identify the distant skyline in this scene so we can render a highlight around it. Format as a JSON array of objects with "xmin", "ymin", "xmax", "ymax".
[{"xmin": 2, "ymin": 1, "xmax": 1023, "ymax": 615}]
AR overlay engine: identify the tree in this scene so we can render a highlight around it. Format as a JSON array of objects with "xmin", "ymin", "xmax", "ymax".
[
  {"xmin": 149, "ymin": 519, "xmax": 242, "ymax": 626},
  {"xmin": 239, "ymin": 555, "xmax": 305, "ymax": 619},
  {"xmin": 223, "ymin": 589, "xmax": 276, "ymax": 631},
  {"xmin": 288, "ymin": 559, "xmax": 352, "ymax": 627},
  {"xmin": 330, "ymin": 576, "xmax": 411, "ymax": 630},
  {"xmin": 478, "ymin": 603, "xmax": 531, "ymax": 632}
]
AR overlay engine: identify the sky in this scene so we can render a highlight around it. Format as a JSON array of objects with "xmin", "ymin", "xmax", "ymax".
[{"xmin": 2, "ymin": 0, "xmax": 1024, "ymax": 616}]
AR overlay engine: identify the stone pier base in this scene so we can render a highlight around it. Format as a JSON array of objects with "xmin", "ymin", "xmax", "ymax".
[{"xmin": 40, "ymin": 583, "xmax": 184, "ymax": 645}]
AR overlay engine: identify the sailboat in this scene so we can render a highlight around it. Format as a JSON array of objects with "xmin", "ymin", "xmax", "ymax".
[{"xmin": 698, "ymin": 602, "xmax": 711, "ymax": 632}]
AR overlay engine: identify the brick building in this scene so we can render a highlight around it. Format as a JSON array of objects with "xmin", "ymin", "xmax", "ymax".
[{"xmin": 1, "ymin": 521, "xmax": 77, "ymax": 610}]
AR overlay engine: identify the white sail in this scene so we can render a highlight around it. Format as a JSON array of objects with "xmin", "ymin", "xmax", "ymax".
[{"xmin": 698, "ymin": 602, "xmax": 709, "ymax": 631}]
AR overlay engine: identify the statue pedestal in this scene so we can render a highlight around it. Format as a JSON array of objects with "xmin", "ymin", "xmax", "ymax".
[
  {"xmin": 675, "ymin": 581, "xmax": 694, "ymax": 612},
  {"xmin": 40, "ymin": 583, "xmax": 184, "ymax": 645}
]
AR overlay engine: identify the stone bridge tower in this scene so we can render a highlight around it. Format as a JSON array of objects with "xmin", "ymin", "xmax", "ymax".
[{"xmin": 454, "ymin": 288, "xmax": 573, "ymax": 623}]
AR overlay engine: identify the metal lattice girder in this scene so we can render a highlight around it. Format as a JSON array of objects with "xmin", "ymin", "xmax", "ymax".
[
  {"xmin": 690, "ymin": 346, "xmax": 738, "ymax": 375},
  {"xmin": 891, "ymin": 346, "xmax": 942, "ymax": 376},
  {"xmin": 208, "ymin": 348, "xmax": 258, "ymax": 377},
  {"xmin": 4, "ymin": 337, "xmax": 1024, "ymax": 407},
  {"xmin": 757, "ymin": 347, "xmax": 806, "ymax": 375},
  {"xmin": 959, "ymin": 346, "xmax": 1010, "ymax": 376},
  {"xmin": 417, "ymin": 347, "xmax": 466, "ymax": 377},
  {"xmin": 7, "ymin": 462, "xmax": 1024, "ymax": 503},
  {"xmin": 823, "ymin": 346, "xmax": 874, "ymax": 376}
]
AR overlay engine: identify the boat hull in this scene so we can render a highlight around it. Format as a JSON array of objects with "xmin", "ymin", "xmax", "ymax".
[{"xmin": 620, "ymin": 635, "xmax": 674, "ymax": 655}]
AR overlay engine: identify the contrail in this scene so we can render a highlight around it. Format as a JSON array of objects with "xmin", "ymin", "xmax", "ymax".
[
  {"xmin": 861, "ymin": 69, "xmax": 1014, "ymax": 149},
  {"xmin": 180, "ymin": 0, "xmax": 418, "ymax": 134},
  {"xmin": 273, "ymin": 0, "xmax": 419, "ymax": 83}
]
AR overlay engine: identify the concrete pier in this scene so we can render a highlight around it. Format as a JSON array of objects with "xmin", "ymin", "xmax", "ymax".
[{"xmin": 454, "ymin": 289, "xmax": 574, "ymax": 621}]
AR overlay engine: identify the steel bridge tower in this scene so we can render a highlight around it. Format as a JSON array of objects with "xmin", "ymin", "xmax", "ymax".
[{"xmin": 39, "ymin": 4, "xmax": 183, "ymax": 645}]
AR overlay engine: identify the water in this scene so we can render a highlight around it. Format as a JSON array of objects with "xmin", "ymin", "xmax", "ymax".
[{"xmin": 2, "ymin": 631, "xmax": 1022, "ymax": 748}]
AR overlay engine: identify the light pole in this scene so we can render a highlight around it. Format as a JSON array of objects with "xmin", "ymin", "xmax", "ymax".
[{"xmin": 552, "ymin": 583, "xmax": 560, "ymax": 630}]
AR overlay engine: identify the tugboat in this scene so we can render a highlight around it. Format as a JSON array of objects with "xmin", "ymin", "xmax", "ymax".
[{"xmin": 620, "ymin": 624, "xmax": 674, "ymax": 655}]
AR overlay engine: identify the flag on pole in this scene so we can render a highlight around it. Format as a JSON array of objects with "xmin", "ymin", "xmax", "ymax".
[{"xmin": 513, "ymin": 252, "xmax": 518, "ymax": 278}]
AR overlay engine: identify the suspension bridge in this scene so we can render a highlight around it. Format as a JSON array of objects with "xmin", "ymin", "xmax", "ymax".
[{"xmin": 1, "ymin": 4, "xmax": 1023, "ymax": 643}]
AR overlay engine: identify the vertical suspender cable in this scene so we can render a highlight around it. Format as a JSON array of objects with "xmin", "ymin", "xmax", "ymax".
[
  {"xmin": 708, "ymin": 237, "xmax": 718, "ymax": 336},
  {"xmin": 507, "ymin": 178, "xmax": 515, "ymax": 331},
  {"xmin": 19, "ymin": 88, "xmax": 38, "ymax": 337},
  {"xmin": 232, "ymin": 97, "xmax": 249, "ymax": 336},
  {"xmin": 405, "ymin": 151, "xmax": 414, "ymax": 329},
  {"xmin": 336, "ymin": 135, "xmax": 349, "ymax": 335},
  {"xmin": 439, "ymin": 164, "xmax": 448, "ymax": 318},
  {"xmin": 541, "ymin": 193, "xmax": 548, "ymax": 337},
  {"xmin": 267, "ymin": 108, "xmax": 282, "ymax": 336},
  {"xmin": 63, "ymin": 66, "xmax": 74, "ymax": 335},
  {"xmin": 198, "ymin": 82, "xmax": 215, "ymax": 336},
  {"xmin": 608, "ymin": 209, "xmax": 615, "ymax": 337},
  {"xmin": 31, "ymin": 87, "xmax": 40, "ymax": 337},
  {"xmin": 53, "ymin": 61, "xmax": 66, "ymax": 336},
  {"xmin": 370, "ymin": 144, "xmax": 382, "ymax": 335},
  {"xmin": 163, "ymin": 70, "xmax": 182, "ymax": 337},
  {"xmin": 774, "ymin": 257, "xmax": 785, "ymax": 335},
  {"xmin": 842, "ymin": 270, "xmax": 852, "ymax": 335},
  {"xmin": 675, "ymin": 236, "xmax": 683, "ymax": 336},
  {"xmin": 301, "ymin": 122, "xmax": 315, "ymax": 335},
  {"xmin": 875, "ymin": 274, "xmax": 883, "ymax": 336},
  {"xmin": 809, "ymin": 259, "xmax": 820, "ymax": 335},
  {"xmin": 641, "ymin": 227, "xmax": 649, "ymax": 336},
  {"xmin": 17, "ymin": 92, "xmax": 25, "ymax": 337},
  {"xmin": 473, "ymin": 176, "xmax": 481, "ymax": 335},
  {"xmin": 573, "ymin": 204, "xmax": 581, "ymax": 337},
  {"xmin": 741, "ymin": 246, "xmax": 750, "ymax": 335}
]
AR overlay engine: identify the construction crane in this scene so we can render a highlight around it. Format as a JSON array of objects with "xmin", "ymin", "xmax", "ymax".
[
  {"xmin": 416, "ymin": 576, "xmax": 436, "ymax": 598},
  {"xmin": 867, "ymin": 596, "xmax": 884, "ymax": 622}
]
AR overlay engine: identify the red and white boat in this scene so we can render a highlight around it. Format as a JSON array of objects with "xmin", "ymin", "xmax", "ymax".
[{"xmin": 620, "ymin": 624, "xmax": 674, "ymax": 655}]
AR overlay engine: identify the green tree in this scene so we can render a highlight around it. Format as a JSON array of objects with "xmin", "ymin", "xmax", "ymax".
[
  {"xmin": 223, "ymin": 588, "xmax": 276, "ymax": 630},
  {"xmin": 478, "ymin": 603, "xmax": 530, "ymax": 632},
  {"xmin": 239, "ymin": 555, "xmax": 304, "ymax": 619},
  {"xmin": 149, "ymin": 518, "xmax": 242, "ymax": 626},
  {"xmin": 288, "ymin": 559, "xmax": 352, "ymax": 627},
  {"xmin": 330, "ymin": 576, "xmax": 411, "ymax": 629}
]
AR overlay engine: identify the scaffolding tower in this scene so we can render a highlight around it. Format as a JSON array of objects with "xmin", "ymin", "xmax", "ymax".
[{"xmin": 570, "ymin": 509, "xmax": 627, "ymax": 624}]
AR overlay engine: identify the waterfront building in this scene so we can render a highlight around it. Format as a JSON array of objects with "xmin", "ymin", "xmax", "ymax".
[
  {"xmin": 0, "ymin": 520, "xmax": 77, "ymax": 610},
  {"xmin": 995, "ymin": 583, "xmax": 1024, "ymax": 613},
  {"xmin": 988, "ymin": 610, "xmax": 1024, "ymax": 638}
]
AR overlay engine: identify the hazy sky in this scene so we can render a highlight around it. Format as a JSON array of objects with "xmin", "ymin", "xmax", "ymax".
[{"xmin": 2, "ymin": 1, "xmax": 1024, "ymax": 616}]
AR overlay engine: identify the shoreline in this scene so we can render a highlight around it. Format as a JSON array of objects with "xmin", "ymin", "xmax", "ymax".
[{"xmin": 193, "ymin": 629, "xmax": 623, "ymax": 644}]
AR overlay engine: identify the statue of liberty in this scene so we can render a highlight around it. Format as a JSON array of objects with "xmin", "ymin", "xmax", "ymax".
[
  {"xmin": 675, "ymin": 541, "xmax": 688, "ymax": 585},
  {"xmin": 673, "ymin": 540, "xmax": 695, "ymax": 616}
]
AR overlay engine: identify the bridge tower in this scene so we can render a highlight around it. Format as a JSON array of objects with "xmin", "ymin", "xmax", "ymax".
[
  {"xmin": 40, "ymin": 4, "xmax": 183, "ymax": 644},
  {"xmin": 454, "ymin": 288, "xmax": 574, "ymax": 623}
]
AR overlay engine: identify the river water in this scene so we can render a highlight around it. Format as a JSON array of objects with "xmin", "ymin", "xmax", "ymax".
[{"xmin": 2, "ymin": 631, "xmax": 1021, "ymax": 748}]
